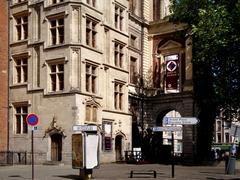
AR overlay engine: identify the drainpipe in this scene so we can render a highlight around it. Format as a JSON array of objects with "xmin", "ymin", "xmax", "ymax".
[
  {"xmin": 7, "ymin": 0, "xmax": 10, "ymax": 152},
  {"xmin": 140, "ymin": 0, "xmax": 145, "ymax": 136}
]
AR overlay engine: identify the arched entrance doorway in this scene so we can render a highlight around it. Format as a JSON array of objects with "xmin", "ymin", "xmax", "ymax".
[
  {"xmin": 148, "ymin": 109, "xmax": 182, "ymax": 163},
  {"xmin": 115, "ymin": 135, "xmax": 123, "ymax": 162},
  {"xmin": 51, "ymin": 133, "xmax": 62, "ymax": 161}
]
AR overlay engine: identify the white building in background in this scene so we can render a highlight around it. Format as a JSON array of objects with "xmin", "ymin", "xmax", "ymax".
[{"xmin": 213, "ymin": 110, "xmax": 239, "ymax": 151}]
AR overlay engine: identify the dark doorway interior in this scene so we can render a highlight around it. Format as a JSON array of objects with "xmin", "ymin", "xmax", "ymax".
[
  {"xmin": 51, "ymin": 133, "xmax": 62, "ymax": 161},
  {"xmin": 115, "ymin": 135, "xmax": 123, "ymax": 161}
]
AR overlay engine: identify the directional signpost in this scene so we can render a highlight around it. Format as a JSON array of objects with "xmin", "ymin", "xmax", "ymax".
[
  {"xmin": 73, "ymin": 125, "xmax": 97, "ymax": 132},
  {"xmin": 26, "ymin": 113, "xmax": 39, "ymax": 180},
  {"xmin": 152, "ymin": 126, "xmax": 182, "ymax": 132},
  {"xmin": 152, "ymin": 125, "xmax": 182, "ymax": 178},
  {"xmin": 153, "ymin": 116, "xmax": 199, "ymax": 178},
  {"xmin": 163, "ymin": 117, "xmax": 199, "ymax": 125}
]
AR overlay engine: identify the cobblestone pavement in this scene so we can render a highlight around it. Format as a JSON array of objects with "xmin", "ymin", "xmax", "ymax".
[{"xmin": 0, "ymin": 161, "xmax": 239, "ymax": 180}]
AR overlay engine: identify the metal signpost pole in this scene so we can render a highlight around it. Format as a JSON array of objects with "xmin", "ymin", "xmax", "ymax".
[
  {"xmin": 171, "ymin": 132, "xmax": 174, "ymax": 178},
  {"xmin": 154, "ymin": 116, "xmax": 199, "ymax": 178},
  {"xmin": 32, "ymin": 129, "xmax": 34, "ymax": 180},
  {"xmin": 26, "ymin": 114, "xmax": 38, "ymax": 180}
]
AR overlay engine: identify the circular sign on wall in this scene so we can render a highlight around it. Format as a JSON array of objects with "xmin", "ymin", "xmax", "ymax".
[
  {"xmin": 26, "ymin": 113, "xmax": 39, "ymax": 126},
  {"xmin": 166, "ymin": 61, "xmax": 177, "ymax": 72}
]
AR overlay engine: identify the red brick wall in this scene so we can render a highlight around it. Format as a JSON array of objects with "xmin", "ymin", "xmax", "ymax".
[{"xmin": 0, "ymin": 0, "xmax": 8, "ymax": 151}]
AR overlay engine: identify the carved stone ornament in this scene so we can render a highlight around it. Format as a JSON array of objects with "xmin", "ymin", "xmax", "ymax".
[
  {"xmin": 43, "ymin": 115, "xmax": 66, "ymax": 138},
  {"xmin": 85, "ymin": 96, "xmax": 101, "ymax": 107}
]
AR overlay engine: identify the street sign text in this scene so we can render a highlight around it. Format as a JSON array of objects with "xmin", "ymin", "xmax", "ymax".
[
  {"xmin": 152, "ymin": 126, "xmax": 182, "ymax": 132},
  {"xmin": 163, "ymin": 117, "xmax": 199, "ymax": 125}
]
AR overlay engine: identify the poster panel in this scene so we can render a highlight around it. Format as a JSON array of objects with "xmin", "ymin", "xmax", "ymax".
[
  {"xmin": 85, "ymin": 134, "xmax": 99, "ymax": 169},
  {"xmin": 72, "ymin": 134, "xmax": 84, "ymax": 169}
]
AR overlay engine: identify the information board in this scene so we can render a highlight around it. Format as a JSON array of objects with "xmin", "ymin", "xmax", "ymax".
[
  {"xmin": 85, "ymin": 134, "xmax": 99, "ymax": 169},
  {"xmin": 72, "ymin": 134, "xmax": 84, "ymax": 169}
]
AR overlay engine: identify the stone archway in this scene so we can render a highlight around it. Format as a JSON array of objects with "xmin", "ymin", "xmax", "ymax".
[
  {"xmin": 147, "ymin": 108, "xmax": 182, "ymax": 163},
  {"xmin": 44, "ymin": 115, "xmax": 66, "ymax": 162},
  {"xmin": 144, "ymin": 94, "xmax": 196, "ymax": 162}
]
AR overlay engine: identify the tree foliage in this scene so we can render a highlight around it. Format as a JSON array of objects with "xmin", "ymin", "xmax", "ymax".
[
  {"xmin": 169, "ymin": 0, "xmax": 240, "ymax": 161},
  {"xmin": 170, "ymin": 0, "xmax": 240, "ymax": 119}
]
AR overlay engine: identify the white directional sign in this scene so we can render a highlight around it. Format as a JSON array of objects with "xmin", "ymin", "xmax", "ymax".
[
  {"xmin": 73, "ymin": 125, "xmax": 97, "ymax": 132},
  {"xmin": 152, "ymin": 126, "xmax": 182, "ymax": 132},
  {"xmin": 163, "ymin": 117, "xmax": 199, "ymax": 125}
]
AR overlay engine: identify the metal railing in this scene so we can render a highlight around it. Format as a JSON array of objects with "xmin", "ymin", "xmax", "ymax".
[
  {"xmin": 0, "ymin": 151, "xmax": 27, "ymax": 165},
  {"xmin": 125, "ymin": 150, "xmax": 143, "ymax": 163}
]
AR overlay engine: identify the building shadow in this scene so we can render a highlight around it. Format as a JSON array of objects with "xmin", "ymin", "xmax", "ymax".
[
  {"xmin": 54, "ymin": 175, "xmax": 82, "ymax": 180},
  {"xmin": 207, "ymin": 178, "xmax": 240, "ymax": 180}
]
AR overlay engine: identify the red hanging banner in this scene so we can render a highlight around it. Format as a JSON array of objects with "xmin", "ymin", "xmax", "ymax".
[{"xmin": 165, "ymin": 55, "xmax": 179, "ymax": 91}]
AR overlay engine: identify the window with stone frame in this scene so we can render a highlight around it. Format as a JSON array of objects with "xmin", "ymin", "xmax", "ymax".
[
  {"xmin": 153, "ymin": 0, "xmax": 160, "ymax": 20},
  {"xmin": 14, "ymin": 104, "xmax": 28, "ymax": 134},
  {"xmin": 86, "ymin": 104, "xmax": 97, "ymax": 122},
  {"xmin": 51, "ymin": 0, "xmax": 64, "ymax": 4},
  {"xmin": 49, "ymin": 16, "xmax": 64, "ymax": 45},
  {"xmin": 86, "ymin": 0, "xmax": 96, "ymax": 7},
  {"xmin": 129, "ymin": 0, "xmax": 142, "ymax": 16},
  {"xmin": 49, "ymin": 62, "xmax": 64, "ymax": 92},
  {"xmin": 86, "ymin": 63, "xmax": 97, "ymax": 94},
  {"xmin": 15, "ymin": 14, "xmax": 28, "ymax": 41},
  {"xmin": 14, "ymin": 56, "xmax": 28, "ymax": 84},
  {"xmin": 216, "ymin": 120, "xmax": 221, "ymax": 132},
  {"xmin": 217, "ymin": 132, "xmax": 221, "ymax": 143},
  {"xmin": 114, "ymin": 41, "xmax": 124, "ymax": 68},
  {"xmin": 114, "ymin": 82, "xmax": 124, "ymax": 110},
  {"xmin": 225, "ymin": 132, "xmax": 230, "ymax": 143},
  {"xmin": 130, "ymin": 35, "xmax": 137, "ymax": 48},
  {"xmin": 102, "ymin": 121, "xmax": 112, "ymax": 151},
  {"xmin": 130, "ymin": 57, "xmax": 138, "ymax": 84},
  {"xmin": 114, "ymin": 4, "xmax": 124, "ymax": 31},
  {"xmin": 129, "ymin": 0, "xmax": 135, "ymax": 13},
  {"xmin": 86, "ymin": 17, "xmax": 97, "ymax": 48}
]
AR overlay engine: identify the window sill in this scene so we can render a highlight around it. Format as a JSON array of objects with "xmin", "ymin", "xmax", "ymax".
[
  {"xmin": 10, "ymin": 83, "xmax": 28, "ymax": 88},
  {"xmin": 10, "ymin": 40, "xmax": 28, "ymax": 47},
  {"xmin": 44, "ymin": 2, "xmax": 67, "ymax": 10},
  {"xmin": 28, "ymin": 0, "xmax": 44, "ymax": 6},
  {"xmin": 10, "ymin": 1, "xmax": 28, "ymax": 8},
  {"xmin": 45, "ymin": 44, "xmax": 66, "ymax": 50},
  {"xmin": 84, "ymin": 121, "xmax": 99, "ymax": 125},
  {"xmin": 102, "ymin": 63, "xmax": 128, "ymax": 73},
  {"xmin": 45, "ymin": 90, "xmax": 65, "ymax": 95},
  {"xmin": 82, "ymin": 44, "xmax": 103, "ymax": 54}
]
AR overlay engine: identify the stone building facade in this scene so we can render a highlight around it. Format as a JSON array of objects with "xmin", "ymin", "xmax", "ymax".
[
  {"xmin": 0, "ymin": 0, "xmax": 9, "ymax": 152},
  {"xmin": 9, "ymin": 0, "xmax": 196, "ymax": 164},
  {"xmin": 9, "ymin": 0, "xmax": 132, "ymax": 164},
  {"xmin": 128, "ymin": 0, "xmax": 196, "ymax": 162}
]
